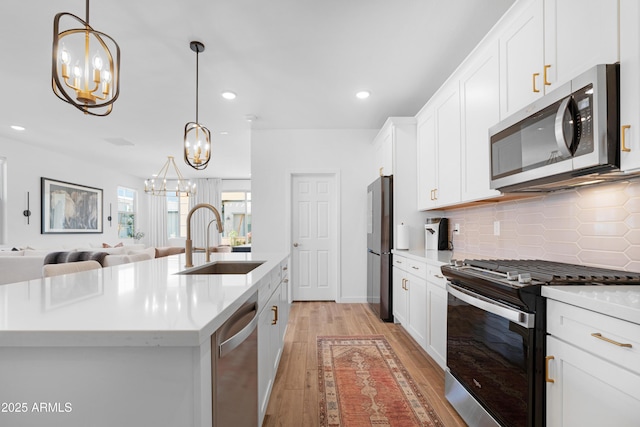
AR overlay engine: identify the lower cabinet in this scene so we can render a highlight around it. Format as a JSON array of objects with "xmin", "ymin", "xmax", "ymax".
[
  {"xmin": 393, "ymin": 257, "xmax": 427, "ymax": 348},
  {"xmin": 258, "ymin": 258, "xmax": 290, "ymax": 425},
  {"xmin": 545, "ymin": 299, "xmax": 640, "ymax": 427},
  {"xmin": 426, "ymin": 265, "xmax": 448, "ymax": 370},
  {"xmin": 393, "ymin": 254, "xmax": 447, "ymax": 359}
]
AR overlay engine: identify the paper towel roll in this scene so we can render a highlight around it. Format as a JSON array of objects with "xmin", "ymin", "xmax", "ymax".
[{"xmin": 396, "ymin": 223, "xmax": 409, "ymax": 250}]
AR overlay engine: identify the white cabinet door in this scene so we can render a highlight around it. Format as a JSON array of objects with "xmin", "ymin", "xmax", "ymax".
[
  {"xmin": 543, "ymin": 0, "xmax": 618, "ymax": 89},
  {"xmin": 500, "ymin": 0, "xmax": 544, "ymax": 118},
  {"xmin": 460, "ymin": 41, "xmax": 501, "ymax": 202},
  {"xmin": 416, "ymin": 107, "xmax": 437, "ymax": 210},
  {"xmin": 434, "ymin": 84, "xmax": 461, "ymax": 207},
  {"xmin": 406, "ymin": 271, "xmax": 427, "ymax": 348},
  {"xmin": 373, "ymin": 124, "xmax": 393, "ymax": 178},
  {"xmin": 426, "ymin": 281, "xmax": 447, "ymax": 370},
  {"xmin": 546, "ymin": 336, "xmax": 640, "ymax": 427},
  {"xmin": 392, "ymin": 266, "xmax": 407, "ymax": 326},
  {"xmin": 620, "ymin": 0, "xmax": 640, "ymax": 172}
]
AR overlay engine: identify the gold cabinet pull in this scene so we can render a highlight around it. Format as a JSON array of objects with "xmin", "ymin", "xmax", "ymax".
[
  {"xmin": 433, "ymin": 188, "xmax": 438, "ymax": 200},
  {"xmin": 429, "ymin": 189, "xmax": 434, "ymax": 200},
  {"xmin": 545, "ymin": 355, "xmax": 555, "ymax": 383},
  {"xmin": 402, "ymin": 278, "xmax": 408, "ymax": 291},
  {"xmin": 379, "ymin": 167, "xmax": 384, "ymax": 176},
  {"xmin": 533, "ymin": 73, "xmax": 540, "ymax": 93},
  {"xmin": 544, "ymin": 65, "xmax": 551, "ymax": 86},
  {"xmin": 271, "ymin": 306, "xmax": 278, "ymax": 325},
  {"xmin": 591, "ymin": 332, "xmax": 632, "ymax": 348},
  {"xmin": 622, "ymin": 125, "xmax": 631, "ymax": 152}
]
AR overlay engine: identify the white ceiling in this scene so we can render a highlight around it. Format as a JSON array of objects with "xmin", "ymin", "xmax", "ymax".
[{"xmin": 0, "ymin": 0, "xmax": 514, "ymax": 180}]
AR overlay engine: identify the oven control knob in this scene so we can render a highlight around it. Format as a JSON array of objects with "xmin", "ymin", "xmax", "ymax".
[
  {"xmin": 506, "ymin": 271, "xmax": 519, "ymax": 281},
  {"xmin": 449, "ymin": 259, "xmax": 457, "ymax": 266},
  {"xmin": 518, "ymin": 273, "xmax": 532, "ymax": 284},
  {"xmin": 454, "ymin": 260, "xmax": 464, "ymax": 267}
]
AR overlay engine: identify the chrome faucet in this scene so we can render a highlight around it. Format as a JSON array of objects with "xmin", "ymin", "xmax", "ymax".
[{"xmin": 185, "ymin": 203, "xmax": 224, "ymax": 267}]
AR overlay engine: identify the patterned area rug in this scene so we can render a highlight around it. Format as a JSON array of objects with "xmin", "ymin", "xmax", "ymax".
[{"xmin": 318, "ymin": 335, "xmax": 444, "ymax": 427}]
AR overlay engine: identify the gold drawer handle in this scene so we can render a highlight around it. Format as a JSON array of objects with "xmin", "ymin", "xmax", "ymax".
[
  {"xmin": 271, "ymin": 306, "xmax": 278, "ymax": 325},
  {"xmin": 622, "ymin": 125, "xmax": 631, "ymax": 152},
  {"xmin": 533, "ymin": 73, "xmax": 540, "ymax": 93},
  {"xmin": 544, "ymin": 64, "xmax": 551, "ymax": 86},
  {"xmin": 591, "ymin": 332, "xmax": 632, "ymax": 348},
  {"xmin": 545, "ymin": 355, "xmax": 555, "ymax": 383}
]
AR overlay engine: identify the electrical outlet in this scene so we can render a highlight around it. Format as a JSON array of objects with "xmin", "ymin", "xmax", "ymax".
[
  {"xmin": 494, "ymin": 221, "xmax": 501, "ymax": 236},
  {"xmin": 453, "ymin": 223, "xmax": 460, "ymax": 235}
]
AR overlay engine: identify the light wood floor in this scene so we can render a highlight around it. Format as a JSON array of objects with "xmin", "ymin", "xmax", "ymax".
[{"xmin": 262, "ymin": 302, "xmax": 467, "ymax": 426}]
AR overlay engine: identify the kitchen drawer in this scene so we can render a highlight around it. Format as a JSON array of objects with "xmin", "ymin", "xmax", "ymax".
[
  {"xmin": 281, "ymin": 259, "xmax": 289, "ymax": 280},
  {"xmin": 547, "ymin": 299, "xmax": 640, "ymax": 375},
  {"xmin": 271, "ymin": 264, "xmax": 282, "ymax": 285},
  {"xmin": 406, "ymin": 260, "xmax": 427, "ymax": 280},
  {"xmin": 426, "ymin": 264, "xmax": 447, "ymax": 290},
  {"xmin": 393, "ymin": 255, "xmax": 410, "ymax": 272},
  {"xmin": 393, "ymin": 255, "xmax": 426, "ymax": 279},
  {"xmin": 258, "ymin": 276, "xmax": 273, "ymax": 308}
]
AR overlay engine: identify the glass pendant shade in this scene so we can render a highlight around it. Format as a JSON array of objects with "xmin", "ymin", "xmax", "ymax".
[
  {"xmin": 144, "ymin": 156, "xmax": 196, "ymax": 197},
  {"xmin": 184, "ymin": 41, "xmax": 211, "ymax": 170},
  {"xmin": 52, "ymin": 0, "xmax": 120, "ymax": 116}
]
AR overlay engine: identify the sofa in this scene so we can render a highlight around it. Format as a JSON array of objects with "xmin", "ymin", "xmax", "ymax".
[{"xmin": 0, "ymin": 244, "xmax": 182, "ymax": 285}]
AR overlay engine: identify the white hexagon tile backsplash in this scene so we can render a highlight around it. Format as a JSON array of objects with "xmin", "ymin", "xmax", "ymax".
[{"xmin": 444, "ymin": 179, "xmax": 640, "ymax": 272}]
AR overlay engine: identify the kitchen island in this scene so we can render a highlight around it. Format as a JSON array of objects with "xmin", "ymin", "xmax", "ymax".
[{"xmin": 0, "ymin": 251, "xmax": 288, "ymax": 427}]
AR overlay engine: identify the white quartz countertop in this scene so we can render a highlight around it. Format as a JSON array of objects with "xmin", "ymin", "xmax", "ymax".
[
  {"xmin": 391, "ymin": 249, "xmax": 453, "ymax": 266},
  {"xmin": 0, "ymin": 251, "xmax": 288, "ymax": 347},
  {"xmin": 542, "ymin": 286, "xmax": 640, "ymax": 325}
]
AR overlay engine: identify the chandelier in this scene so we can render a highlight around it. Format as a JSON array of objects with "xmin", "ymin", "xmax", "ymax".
[
  {"xmin": 52, "ymin": 0, "xmax": 120, "ymax": 116},
  {"xmin": 184, "ymin": 41, "xmax": 211, "ymax": 170},
  {"xmin": 144, "ymin": 156, "xmax": 196, "ymax": 197}
]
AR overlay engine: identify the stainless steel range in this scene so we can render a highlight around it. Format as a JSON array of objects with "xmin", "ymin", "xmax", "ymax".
[{"xmin": 441, "ymin": 259, "xmax": 640, "ymax": 427}]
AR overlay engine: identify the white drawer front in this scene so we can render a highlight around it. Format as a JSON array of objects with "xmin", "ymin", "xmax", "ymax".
[
  {"xmin": 407, "ymin": 260, "xmax": 427, "ymax": 280},
  {"xmin": 426, "ymin": 264, "xmax": 447, "ymax": 289},
  {"xmin": 547, "ymin": 299, "xmax": 640, "ymax": 375},
  {"xmin": 393, "ymin": 256, "xmax": 409, "ymax": 273}
]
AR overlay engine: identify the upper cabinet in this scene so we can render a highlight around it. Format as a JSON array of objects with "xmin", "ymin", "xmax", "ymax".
[
  {"xmin": 620, "ymin": 0, "xmax": 640, "ymax": 172},
  {"xmin": 416, "ymin": 81, "xmax": 461, "ymax": 210},
  {"xmin": 372, "ymin": 124, "xmax": 393, "ymax": 179},
  {"xmin": 500, "ymin": 0, "xmax": 619, "ymax": 118},
  {"xmin": 499, "ymin": 0, "xmax": 544, "ymax": 118},
  {"xmin": 544, "ymin": 0, "xmax": 618, "ymax": 88},
  {"xmin": 460, "ymin": 41, "xmax": 501, "ymax": 202}
]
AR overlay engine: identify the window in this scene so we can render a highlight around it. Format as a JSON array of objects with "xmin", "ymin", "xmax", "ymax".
[
  {"xmin": 221, "ymin": 191, "xmax": 251, "ymax": 246},
  {"xmin": 117, "ymin": 187, "xmax": 137, "ymax": 238},
  {"xmin": 167, "ymin": 194, "xmax": 190, "ymax": 238}
]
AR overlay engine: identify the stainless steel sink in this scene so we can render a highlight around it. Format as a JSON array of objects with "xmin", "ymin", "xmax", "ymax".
[{"xmin": 177, "ymin": 261, "xmax": 264, "ymax": 275}]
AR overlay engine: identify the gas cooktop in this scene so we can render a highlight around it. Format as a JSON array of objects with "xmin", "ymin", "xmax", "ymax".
[{"xmin": 442, "ymin": 259, "xmax": 640, "ymax": 311}]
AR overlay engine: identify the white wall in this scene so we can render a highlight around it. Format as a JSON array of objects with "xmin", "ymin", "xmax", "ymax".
[
  {"xmin": 0, "ymin": 136, "xmax": 146, "ymax": 249},
  {"xmin": 251, "ymin": 129, "xmax": 377, "ymax": 302}
]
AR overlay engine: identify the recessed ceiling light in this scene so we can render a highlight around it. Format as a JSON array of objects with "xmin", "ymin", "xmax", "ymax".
[
  {"xmin": 220, "ymin": 131, "xmax": 229, "ymax": 135},
  {"xmin": 10, "ymin": 125, "xmax": 25, "ymax": 131},
  {"xmin": 356, "ymin": 91, "xmax": 371, "ymax": 99},
  {"xmin": 221, "ymin": 91, "xmax": 237, "ymax": 100}
]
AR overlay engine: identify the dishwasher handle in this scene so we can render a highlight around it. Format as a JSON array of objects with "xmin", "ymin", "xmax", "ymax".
[{"xmin": 219, "ymin": 303, "xmax": 259, "ymax": 358}]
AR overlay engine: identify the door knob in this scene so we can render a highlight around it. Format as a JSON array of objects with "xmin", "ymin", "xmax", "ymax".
[{"xmin": 293, "ymin": 243, "xmax": 299, "ymax": 247}]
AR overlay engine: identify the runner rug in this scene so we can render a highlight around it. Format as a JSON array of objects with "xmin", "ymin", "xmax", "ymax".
[{"xmin": 318, "ymin": 335, "xmax": 444, "ymax": 427}]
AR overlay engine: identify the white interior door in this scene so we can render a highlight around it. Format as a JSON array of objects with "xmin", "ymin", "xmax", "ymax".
[{"xmin": 291, "ymin": 174, "xmax": 337, "ymax": 301}]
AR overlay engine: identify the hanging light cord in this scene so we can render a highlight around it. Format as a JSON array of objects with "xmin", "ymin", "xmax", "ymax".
[
  {"xmin": 85, "ymin": 0, "xmax": 89, "ymax": 24},
  {"xmin": 195, "ymin": 46, "xmax": 200, "ymax": 124}
]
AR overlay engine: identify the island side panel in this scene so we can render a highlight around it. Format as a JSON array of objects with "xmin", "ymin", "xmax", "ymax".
[{"xmin": 0, "ymin": 345, "xmax": 209, "ymax": 427}]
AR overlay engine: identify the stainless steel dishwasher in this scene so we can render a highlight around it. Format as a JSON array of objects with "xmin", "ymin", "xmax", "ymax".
[{"xmin": 213, "ymin": 292, "xmax": 258, "ymax": 426}]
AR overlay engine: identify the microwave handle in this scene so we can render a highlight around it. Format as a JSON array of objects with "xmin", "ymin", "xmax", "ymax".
[{"xmin": 554, "ymin": 96, "xmax": 581, "ymax": 157}]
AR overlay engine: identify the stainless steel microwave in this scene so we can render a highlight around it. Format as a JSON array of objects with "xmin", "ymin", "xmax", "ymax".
[{"xmin": 489, "ymin": 64, "xmax": 619, "ymax": 192}]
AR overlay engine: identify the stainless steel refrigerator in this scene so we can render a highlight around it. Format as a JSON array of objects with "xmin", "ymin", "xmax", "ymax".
[{"xmin": 366, "ymin": 175, "xmax": 393, "ymax": 322}]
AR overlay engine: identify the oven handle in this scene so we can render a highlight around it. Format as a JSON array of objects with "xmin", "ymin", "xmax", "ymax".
[{"xmin": 447, "ymin": 283, "xmax": 535, "ymax": 328}]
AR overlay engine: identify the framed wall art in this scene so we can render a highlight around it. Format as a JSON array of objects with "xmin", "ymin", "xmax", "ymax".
[{"xmin": 41, "ymin": 177, "xmax": 103, "ymax": 234}]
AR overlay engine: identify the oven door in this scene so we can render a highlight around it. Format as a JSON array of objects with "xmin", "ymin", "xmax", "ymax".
[{"xmin": 446, "ymin": 283, "xmax": 535, "ymax": 427}]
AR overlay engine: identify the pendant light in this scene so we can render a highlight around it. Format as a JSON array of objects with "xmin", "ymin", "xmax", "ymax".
[
  {"xmin": 52, "ymin": 0, "xmax": 120, "ymax": 116},
  {"xmin": 144, "ymin": 156, "xmax": 196, "ymax": 197},
  {"xmin": 184, "ymin": 41, "xmax": 211, "ymax": 170}
]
